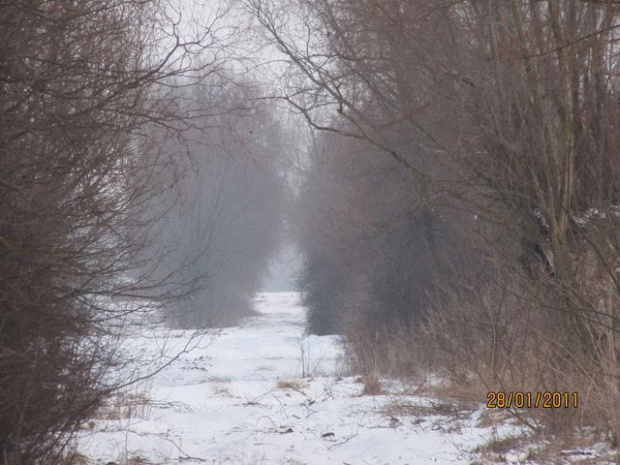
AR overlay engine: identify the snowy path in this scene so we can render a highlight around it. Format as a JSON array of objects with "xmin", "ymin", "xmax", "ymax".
[{"xmin": 79, "ymin": 292, "xmax": 493, "ymax": 465}]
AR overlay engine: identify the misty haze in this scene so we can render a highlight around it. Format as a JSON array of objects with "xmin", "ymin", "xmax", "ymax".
[{"xmin": 1, "ymin": 1, "xmax": 619, "ymax": 464}]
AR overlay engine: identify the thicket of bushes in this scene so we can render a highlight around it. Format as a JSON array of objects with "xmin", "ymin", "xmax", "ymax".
[
  {"xmin": 0, "ymin": 1, "xmax": 169, "ymax": 461},
  {"xmin": 0, "ymin": 1, "xmax": 285, "ymax": 462},
  {"xmin": 247, "ymin": 0, "xmax": 620, "ymax": 440}
]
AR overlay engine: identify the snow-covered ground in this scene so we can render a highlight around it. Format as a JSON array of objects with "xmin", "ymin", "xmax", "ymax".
[{"xmin": 77, "ymin": 292, "xmax": 535, "ymax": 464}]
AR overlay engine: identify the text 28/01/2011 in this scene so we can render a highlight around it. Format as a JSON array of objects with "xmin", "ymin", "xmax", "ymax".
[{"xmin": 487, "ymin": 391, "xmax": 578, "ymax": 409}]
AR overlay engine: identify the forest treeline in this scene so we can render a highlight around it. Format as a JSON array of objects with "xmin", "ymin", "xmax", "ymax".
[
  {"xmin": 244, "ymin": 0, "xmax": 620, "ymax": 440},
  {"xmin": 0, "ymin": 1, "xmax": 285, "ymax": 463},
  {"xmin": 138, "ymin": 81, "xmax": 286, "ymax": 328}
]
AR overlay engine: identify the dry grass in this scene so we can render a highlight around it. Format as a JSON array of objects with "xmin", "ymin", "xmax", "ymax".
[
  {"xmin": 476, "ymin": 408, "xmax": 512, "ymax": 429},
  {"xmin": 360, "ymin": 374, "xmax": 382, "ymax": 395},
  {"xmin": 209, "ymin": 375, "xmax": 233, "ymax": 397},
  {"xmin": 94, "ymin": 390, "xmax": 152, "ymax": 421},
  {"xmin": 473, "ymin": 433, "xmax": 533, "ymax": 462},
  {"xmin": 431, "ymin": 379, "xmax": 486, "ymax": 404},
  {"xmin": 471, "ymin": 426, "xmax": 620, "ymax": 465},
  {"xmin": 276, "ymin": 378, "xmax": 308, "ymax": 391},
  {"xmin": 383, "ymin": 397, "xmax": 475, "ymax": 420},
  {"xmin": 213, "ymin": 385, "xmax": 232, "ymax": 397},
  {"xmin": 63, "ymin": 452, "xmax": 90, "ymax": 465},
  {"xmin": 125, "ymin": 457, "xmax": 151, "ymax": 465}
]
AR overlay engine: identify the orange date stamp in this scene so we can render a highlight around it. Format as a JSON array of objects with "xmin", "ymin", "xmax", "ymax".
[{"xmin": 486, "ymin": 391, "xmax": 578, "ymax": 409}]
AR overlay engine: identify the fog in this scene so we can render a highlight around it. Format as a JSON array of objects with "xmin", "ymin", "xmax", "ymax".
[
  {"xmin": 261, "ymin": 244, "xmax": 302, "ymax": 292},
  {"xmin": 136, "ymin": 77, "xmax": 290, "ymax": 327}
]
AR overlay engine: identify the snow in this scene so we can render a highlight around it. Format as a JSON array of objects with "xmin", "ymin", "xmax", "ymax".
[{"xmin": 77, "ymin": 292, "xmax": 523, "ymax": 464}]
